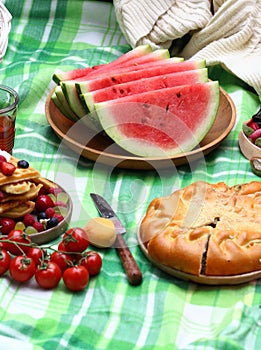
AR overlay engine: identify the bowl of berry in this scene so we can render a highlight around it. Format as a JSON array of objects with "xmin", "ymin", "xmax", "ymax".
[
  {"xmin": 0, "ymin": 151, "xmax": 73, "ymax": 244},
  {"xmin": 23, "ymin": 182, "xmax": 73, "ymax": 245},
  {"xmin": 239, "ymin": 107, "xmax": 261, "ymax": 160}
]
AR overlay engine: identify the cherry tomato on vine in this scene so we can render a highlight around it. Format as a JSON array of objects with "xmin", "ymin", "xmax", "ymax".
[
  {"xmin": 0, "ymin": 239, "xmax": 5, "ymax": 250},
  {"xmin": 9, "ymin": 255, "xmax": 36, "ymax": 282},
  {"xmin": 35, "ymin": 261, "xmax": 62, "ymax": 289},
  {"xmin": 80, "ymin": 251, "xmax": 102, "ymax": 276},
  {"xmin": 27, "ymin": 247, "xmax": 45, "ymax": 266},
  {"xmin": 0, "ymin": 248, "xmax": 11, "ymax": 276},
  {"xmin": 50, "ymin": 251, "xmax": 73, "ymax": 272},
  {"xmin": 5, "ymin": 230, "xmax": 32, "ymax": 255},
  {"xmin": 63, "ymin": 265, "xmax": 89, "ymax": 291},
  {"xmin": 62, "ymin": 227, "xmax": 89, "ymax": 253},
  {"xmin": 57, "ymin": 241, "xmax": 67, "ymax": 252}
]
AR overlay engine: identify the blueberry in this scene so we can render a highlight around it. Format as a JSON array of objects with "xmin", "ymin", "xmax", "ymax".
[
  {"xmin": 37, "ymin": 212, "xmax": 48, "ymax": 221},
  {"xmin": 17, "ymin": 160, "xmax": 29, "ymax": 168},
  {"xmin": 46, "ymin": 217, "xmax": 59, "ymax": 229}
]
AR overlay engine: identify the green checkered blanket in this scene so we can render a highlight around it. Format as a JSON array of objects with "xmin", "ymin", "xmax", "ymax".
[{"xmin": 0, "ymin": 1, "xmax": 260, "ymax": 349}]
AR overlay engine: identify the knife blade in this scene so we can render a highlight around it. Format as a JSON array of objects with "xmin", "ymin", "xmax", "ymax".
[{"xmin": 90, "ymin": 193, "xmax": 142, "ymax": 286}]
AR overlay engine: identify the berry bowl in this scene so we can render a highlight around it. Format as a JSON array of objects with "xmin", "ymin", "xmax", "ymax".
[
  {"xmin": 238, "ymin": 108, "xmax": 261, "ymax": 160},
  {"xmin": 238, "ymin": 130, "xmax": 261, "ymax": 160},
  {"xmin": 27, "ymin": 181, "xmax": 73, "ymax": 245}
]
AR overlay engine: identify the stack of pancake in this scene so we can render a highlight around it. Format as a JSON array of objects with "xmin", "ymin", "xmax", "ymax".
[{"xmin": 0, "ymin": 155, "xmax": 55, "ymax": 218}]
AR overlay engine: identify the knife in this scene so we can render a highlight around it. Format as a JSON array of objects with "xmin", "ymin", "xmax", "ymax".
[{"xmin": 90, "ymin": 193, "xmax": 142, "ymax": 286}]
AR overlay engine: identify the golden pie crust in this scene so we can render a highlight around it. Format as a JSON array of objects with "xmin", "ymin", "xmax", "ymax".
[{"xmin": 140, "ymin": 181, "xmax": 261, "ymax": 276}]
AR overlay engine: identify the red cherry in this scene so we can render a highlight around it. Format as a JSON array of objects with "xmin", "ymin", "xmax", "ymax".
[
  {"xmin": 247, "ymin": 120, "xmax": 259, "ymax": 131},
  {"xmin": 0, "ymin": 217, "xmax": 16, "ymax": 235},
  {"xmin": 35, "ymin": 195, "xmax": 54, "ymax": 212},
  {"xmin": 38, "ymin": 186, "xmax": 48, "ymax": 196}
]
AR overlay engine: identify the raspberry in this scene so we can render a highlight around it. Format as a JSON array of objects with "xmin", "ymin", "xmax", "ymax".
[
  {"xmin": 33, "ymin": 221, "xmax": 45, "ymax": 232},
  {"xmin": 23, "ymin": 214, "xmax": 35, "ymax": 227},
  {"xmin": 46, "ymin": 207, "xmax": 55, "ymax": 218},
  {"xmin": 0, "ymin": 161, "xmax": 16, "ymax": 176},
  {"xmin": 53, "ymin": 213, "xmax": 64, "ymax": 223}
]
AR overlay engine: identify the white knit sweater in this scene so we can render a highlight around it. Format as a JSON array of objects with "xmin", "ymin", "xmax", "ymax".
[{"xmin": 114, "ymin": 0, "xmax": 261, "ymax": 99}]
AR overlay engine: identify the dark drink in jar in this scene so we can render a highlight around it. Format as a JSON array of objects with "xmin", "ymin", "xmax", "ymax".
[{"xmin": 0, "ymin": 85, "xmax": 18, "ymax": 154}]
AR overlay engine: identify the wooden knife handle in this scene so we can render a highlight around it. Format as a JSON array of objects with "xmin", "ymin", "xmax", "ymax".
[{"xmin": 115, "ymin": 234, "xmax": 142, "ymax": 286}]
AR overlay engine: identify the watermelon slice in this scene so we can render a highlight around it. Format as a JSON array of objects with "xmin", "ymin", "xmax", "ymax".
[
  {"xmin": 60, "ymin": 50, "xmax": 175, "ymax": 119},
  {"xmin": 52, "ymin": 45, "xmax": 153, "ymax": 84},
  {"xmin": 77, "ymin": 59, "xmax": 206, "ymax": 94},
  {"xmin": 94, "ymin": 81, "xmax": 220, "ymax": 157},
  {"xmin": 82, "ymin": 68, "xmax": 208, "ymax": 112}
]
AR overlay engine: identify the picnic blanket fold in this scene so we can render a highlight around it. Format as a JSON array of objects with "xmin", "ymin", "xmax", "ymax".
[{"xmin": 114, "ymin": 0, "xmax": 261, "ymax": 99}]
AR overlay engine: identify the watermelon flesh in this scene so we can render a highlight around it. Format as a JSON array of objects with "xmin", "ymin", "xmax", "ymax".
[
  {"xmin": 68, "ymin": 49, "xmax": 171, "ymax": 86},
  {"xmin": 52, "ymin": 45, "xmax": 153, "ymax": 84},
  {"xmin": 82, "ymin": 68, "xmax": 208, "ymax": 112},
  {"xmin": 82, "ymin": 49, "xmax": 171, "ymax": 80},
  {"xmin": 77, "ymin": 60, "xmax": 206, "ymax": 93},
  {"xmin": 94, "ymin": 82, "xmax": 220, "ymax": 157}
]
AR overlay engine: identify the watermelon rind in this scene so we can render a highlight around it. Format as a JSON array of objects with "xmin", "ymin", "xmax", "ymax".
[
  {"xmin": 82, "ymin": 68, "xmax": 209, "ymax": 113},
  {"xmin": 94, "ymin": 81, "xmax": 220, "ymax": 157},
  {"xmin": 61, "ymin": 82, "xmax": 100, "ymax": 131},
  {"xmin": 61, "ymin": 81, "xmax": 87, "ymax": 117},
  {"xmin": 54, "ymin": 85, "xmax": 79, "ymax": 122},
  {"xmin": 51, "ymin": 92, "xmax": 78, "ymax": 122}
]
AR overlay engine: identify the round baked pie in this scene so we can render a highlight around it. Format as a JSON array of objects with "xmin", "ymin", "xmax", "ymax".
[{"xmin": 139, "ymin": 181, "xmax": 261, "ymax": 276}]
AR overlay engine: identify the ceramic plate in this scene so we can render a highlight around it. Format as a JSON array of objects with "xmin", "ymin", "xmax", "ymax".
[
  {"xmin": 27, "ymin": 180, "xmax": 72, "ymax": 245},
  {"xmin": 137, "ymin": 221, "xmax": 261, "ymax": 285},
  {"xmin": 45, "ymin": 87, "xmax": 236, "ymax": 170}
]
